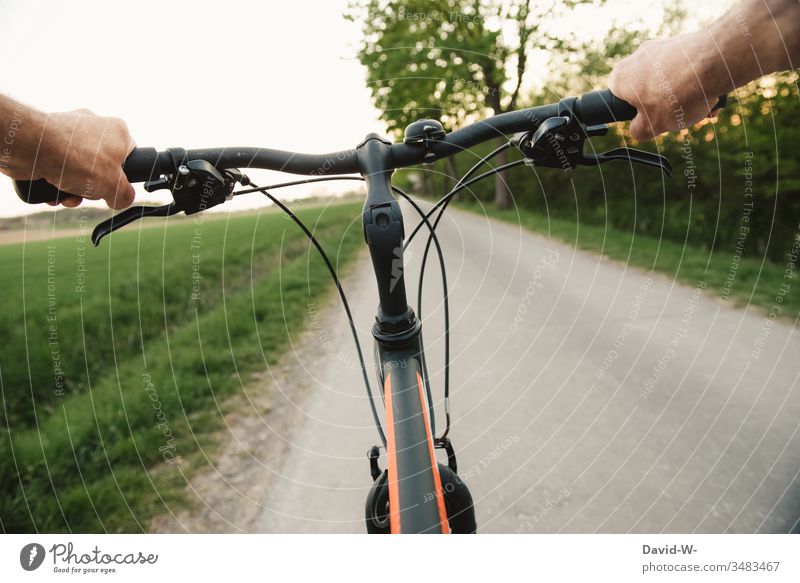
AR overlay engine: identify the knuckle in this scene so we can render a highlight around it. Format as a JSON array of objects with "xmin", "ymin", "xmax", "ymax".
[
  {"xmin": 611, "ymin": 58, "xmax": 633, "ymax": 82},
  {"xmin": 108, "ymin": 116, "xmax": 130, "ymax": 136},
  {"xmin": 608, "ymin": 68, "xmax": 620, "ymax": 86},
  {"xmin": 639, "ymin": 39, "xmax": 654, "ymax": 51},
  {"xmin": 106, "ymin": 117, "xmax": 133, "ymax": 153},
  {"xmin": 616, "ymin": 54, "xmax": 632, "ymax": 68}
]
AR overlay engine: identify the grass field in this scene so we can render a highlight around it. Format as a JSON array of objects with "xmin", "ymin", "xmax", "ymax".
[
  {"xmin": 0, "ymin": 201, "xmax": 365, "ymax": 533},
  {"xmin": 456, "ymin": 200, "xmax": 800, "ymax": 321}
]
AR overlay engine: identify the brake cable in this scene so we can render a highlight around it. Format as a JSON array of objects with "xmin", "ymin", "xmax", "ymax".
[
  {"xmin": 234, "ymin": 158, "xmax": 521, "ymax": 444},
  {"xmin": 233, "ymin": 176, "xmax": 363, "ymax": 197},
  {"xmin": 404, "ymin": 142, "xmax": 515, "ymax": 247},
  {"xmin": 389, "ymin": 185, "xmax": 448, "ymax": 437},
  {"xmin": 406, "ymin": 141, "xmax": 515, "ymax": 440},
  {"xmin": 246, "ymin": 180, "xmax": 386, "ymax": 445},
  {"xmin": 236, "ymin": 177, "xmax": 450, "ymax": 445}
]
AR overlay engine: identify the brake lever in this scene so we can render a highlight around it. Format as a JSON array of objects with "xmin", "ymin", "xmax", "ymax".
[
  {"xmin": 514, "ymin": 98, "xmax": 672, "ymax": 176},
  {"xmin": 90, "ymin": 160, "xmax": 250, "ymax": 246},
  {"xmin": 91, "ymin": 203, "xmax": 181, "ymax": 246},
  {"xmin": 579, "ymin": 147, "xmax": 673, "ymax": 177}
]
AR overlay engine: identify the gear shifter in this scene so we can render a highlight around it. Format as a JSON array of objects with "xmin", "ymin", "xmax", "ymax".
[{"xmin": 91, "ymin": 159, "xmax": 249, "ymax": 246}]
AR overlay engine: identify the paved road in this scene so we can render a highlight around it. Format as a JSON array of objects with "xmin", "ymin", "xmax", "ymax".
[{"xmin": 255, "ymin": 202, "xmax": 800, "ymax": 533}]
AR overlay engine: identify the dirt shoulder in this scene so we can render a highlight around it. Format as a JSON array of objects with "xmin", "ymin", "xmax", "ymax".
[
  {"xmin": 148, "ymin": 249, "xmax": 368, "ymax": 533},
  {"xmin": 0, "ymin": 229, "xmax": 81, "ymax": 245}
]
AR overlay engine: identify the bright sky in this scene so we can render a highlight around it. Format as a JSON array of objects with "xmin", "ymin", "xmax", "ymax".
[
  {"xmin": 0, "ymin": 0, "xmax": 729, "ymax": 219},
  {"xmin": 0, "ymin": 0, "xmax": 382, "ymax": 218}
]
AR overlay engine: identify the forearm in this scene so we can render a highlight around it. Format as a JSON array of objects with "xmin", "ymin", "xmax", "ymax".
[
  {"xmin": 706, "ymin": 0, "xmax": 800, "ymax": 92},
  {"xmin": 0, "ymin": 94, "xmax": 46, "ymax": 179}
]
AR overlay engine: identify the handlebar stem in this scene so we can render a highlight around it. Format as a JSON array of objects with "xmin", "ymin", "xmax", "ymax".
[{"xmin": 358, "ymin": 135, "xmax": 417, "ymax": 335}]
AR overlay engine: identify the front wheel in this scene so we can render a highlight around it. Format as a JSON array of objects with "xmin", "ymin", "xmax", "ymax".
[{"xmin": 365, "ymin": 464, "xmax": 476, "ymax": 534}]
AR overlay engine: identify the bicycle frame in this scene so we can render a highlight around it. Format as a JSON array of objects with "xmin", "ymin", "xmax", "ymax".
[
  {"xmin": 374, "ymin": 339, "xmax": 447, "ymax": 533},
  {"xmin": 359, "ymin": 134, "xmax": 448, "ymax": 533}
]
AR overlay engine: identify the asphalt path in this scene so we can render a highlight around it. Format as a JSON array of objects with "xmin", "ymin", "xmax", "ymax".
[{"xmin": 254, "ymin": 202, "xmax": 800, "ymax": 533}]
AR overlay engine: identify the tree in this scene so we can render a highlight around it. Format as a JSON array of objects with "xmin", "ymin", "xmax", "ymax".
[
  {"xmin": 347, "ymin": 0, "xmax": 598, "ymax": 208},
  {"xmin": 548, "ymin": 1, "xmax": 689, "ymax": 96}
]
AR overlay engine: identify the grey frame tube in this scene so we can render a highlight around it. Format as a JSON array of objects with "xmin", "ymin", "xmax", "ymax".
[{"xmin": 377, "ymin": 339, "xmax": 447, "ymax": 534}]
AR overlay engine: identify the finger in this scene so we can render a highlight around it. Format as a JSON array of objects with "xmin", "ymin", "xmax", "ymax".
[
  {"xmin": 628, "ymin": 114, "xmax": 655, "ymax": 142},
  {"xmin": 60, "ymin": 195, "xmax": 83, "ymax": 208},
  {"xmin": 46, "ymin": 200, "xmax": 59, "ymax": 207},
  {"xmin": 104, "ymin": 188, "xmax": 135, "ymax": 210},
  {"xmin": 103, "ymin": 174, "xmax": 136, "ymax": 210}
]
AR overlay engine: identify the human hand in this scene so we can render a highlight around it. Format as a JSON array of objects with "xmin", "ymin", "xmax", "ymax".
[
  {"xmin": 2, "ymin": 106, "xmax": 136, "ymax": 209},
  {"xmin": 41, "ymin": 109, "xmax": 136, "ymax": 208},
  {"xmin": 608, "ymin": 32, "xmax": 726, "ymax": 141}
]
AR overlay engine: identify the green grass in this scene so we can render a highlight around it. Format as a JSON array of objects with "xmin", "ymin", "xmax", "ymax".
[
  {"xmin": 0, "ymin": 201, "xmax": 365, "ymax": 532},
  {"xmin": 456, "ymin": 200, "xmax": 800, "ymax": 320}
]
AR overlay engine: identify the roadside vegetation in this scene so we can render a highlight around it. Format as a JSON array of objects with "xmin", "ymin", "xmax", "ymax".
[
  {"xmin": 350, "ymin": 0, "xmax": 800, "ymax": 297},
  {"xmin": 0, "ymin": 201, "xmax": 364, "ymax": 532}
]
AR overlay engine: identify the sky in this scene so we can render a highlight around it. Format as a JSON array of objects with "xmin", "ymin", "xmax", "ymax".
[
  {"xmin": 0, "ymin": 0, "xmax": 383, "ymax": 217},
  {"xmin": 0, "ymin": 0, "xmax": 729, "ymax": 219}
]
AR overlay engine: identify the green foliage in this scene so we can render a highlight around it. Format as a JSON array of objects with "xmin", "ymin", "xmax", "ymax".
[
  {"xmin": 421, "ymin": 71, "xmax": 800, "ymax": 265},
  {"xmin": 372, "ymin": 0, "xmax": 799, "ymax": 266},
  {"xmin": 347, "ymin": 0, "xmax": 597, "ymax": 137},
  {"xmin": 0, "ymin": 203, "xmax": 364, "ymax": 532},
  {"xmin": 544, "ymin": 1, "xmax": 689, "ymax": 98},
  {"xmin": 347, "ymin": 0, "xmax": 602, "ymax": 207}
]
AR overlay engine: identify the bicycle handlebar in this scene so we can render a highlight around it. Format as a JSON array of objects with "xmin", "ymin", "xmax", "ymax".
[
  {"xmin": 12, "ymin": 89, "xmax": 724, "ymax": 205},
  {"xmin": 13, "ymin": 145, "xmax": 363, "ymax": 204},
  {"xmin": 124, "ymin": 90, "xmax": 620, "ymax": 177}
]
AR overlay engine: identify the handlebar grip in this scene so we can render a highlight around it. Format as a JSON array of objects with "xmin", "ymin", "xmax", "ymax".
[
  {"xmin": 575, "ymin": 89, "xmax": 637, "ymax": 124},
  {"xmin": 13, "ymin": 147, "xmax": 161, "ymax": 204},
  {"xmin": 13, "ymin": 178, "xmax": 64, "ymax": 205},
  {"xmin": 122, "ymin": 147, "xmax": 161, "ymax": 182},
  {"xmin": 576, "ymin": 89, "xmax": 728, "ymax": 126}
]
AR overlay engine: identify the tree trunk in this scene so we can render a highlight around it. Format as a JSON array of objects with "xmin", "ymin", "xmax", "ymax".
[{"xmin": 493, "ymin": 138, "xmax": 512, "ymax": 209}]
